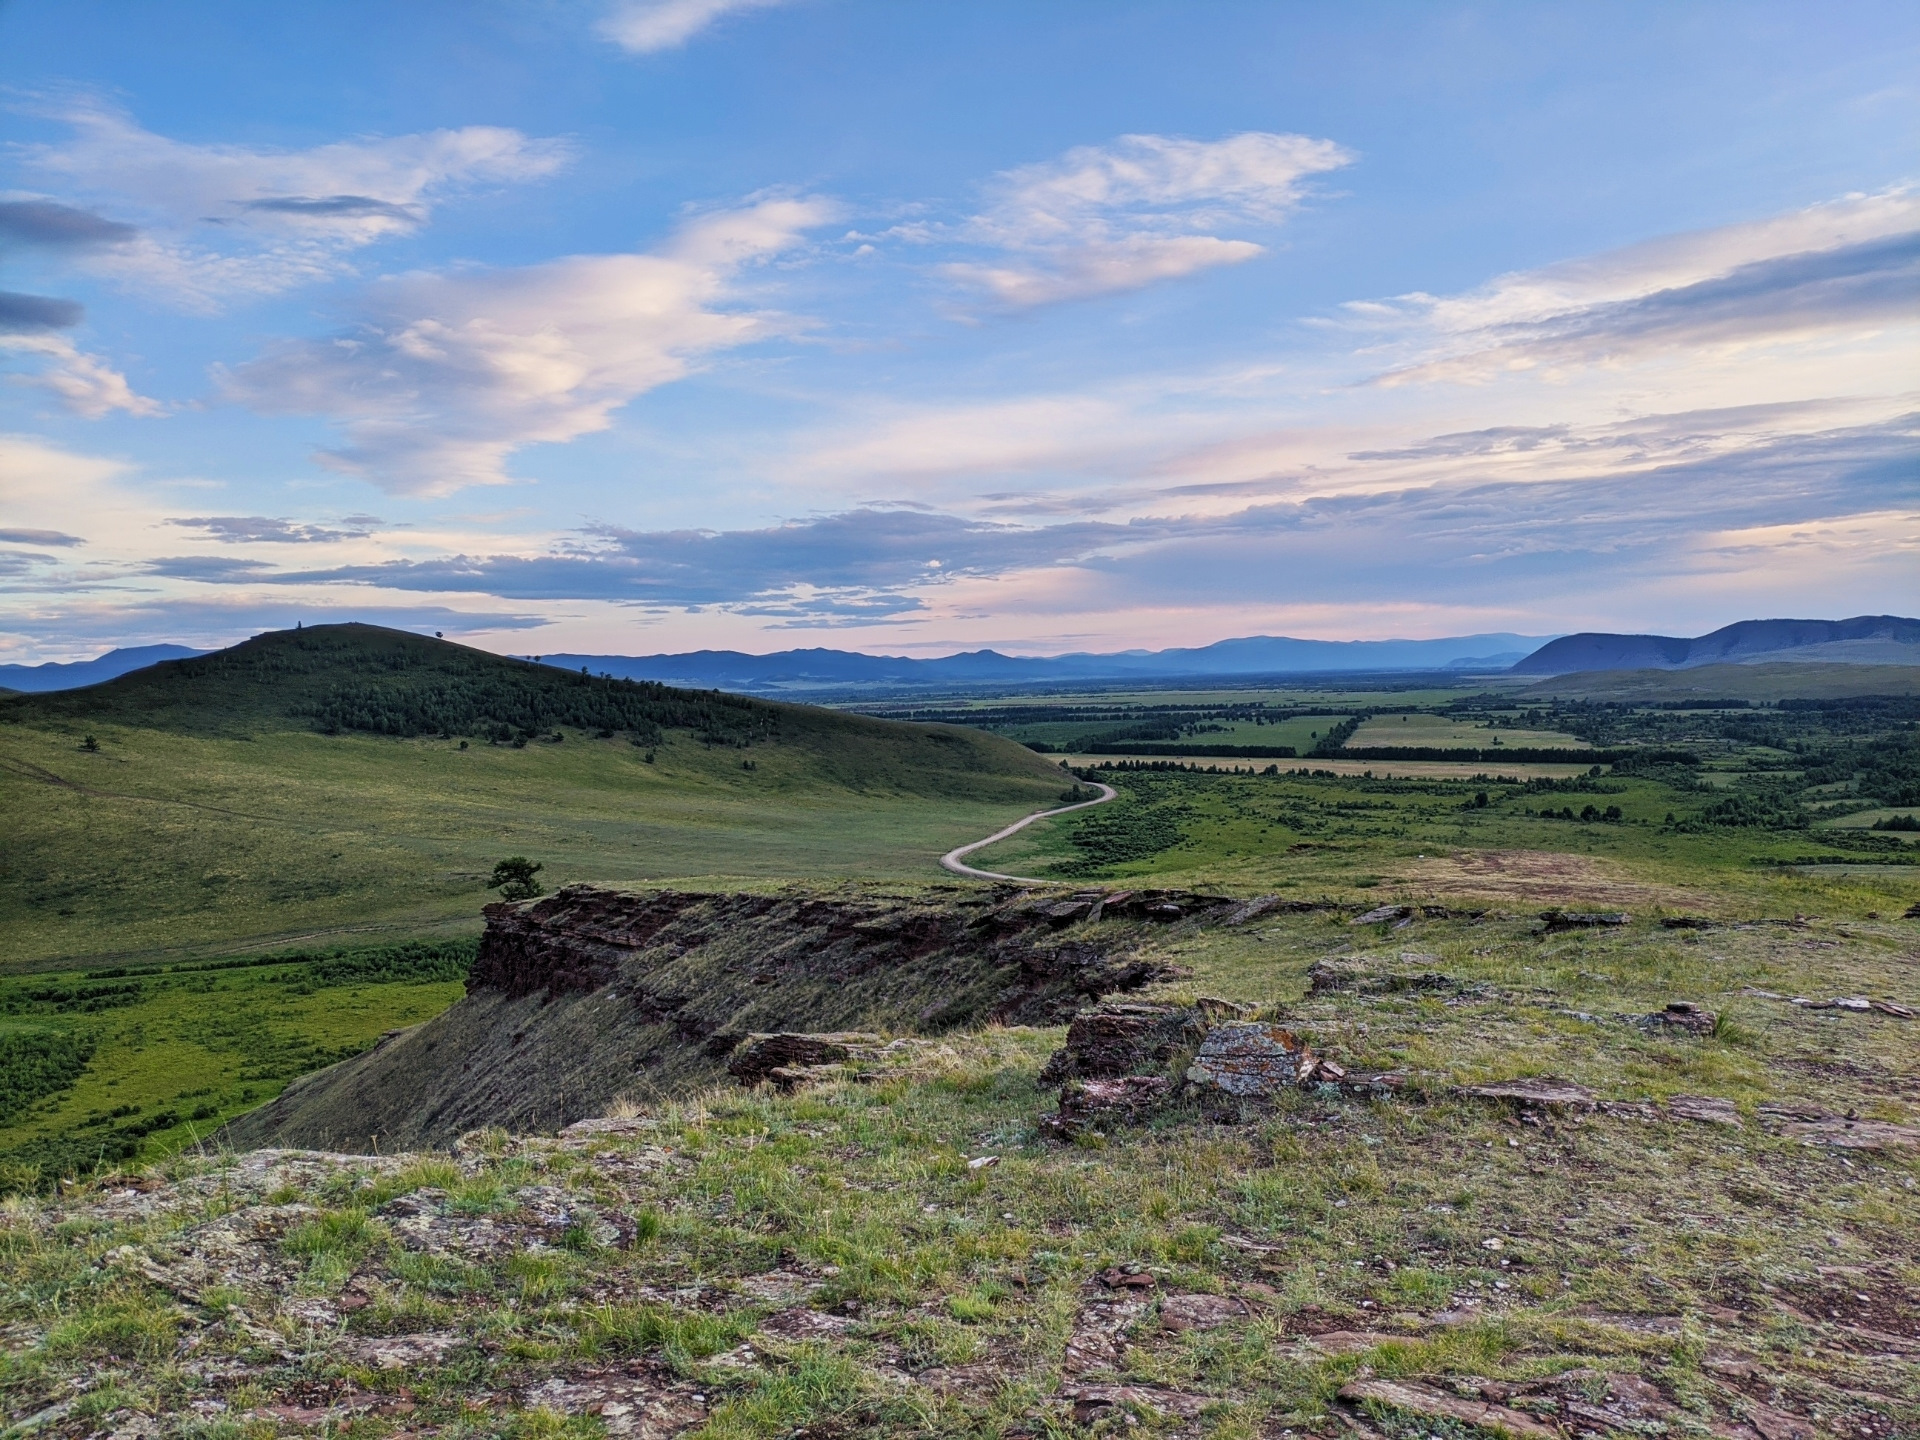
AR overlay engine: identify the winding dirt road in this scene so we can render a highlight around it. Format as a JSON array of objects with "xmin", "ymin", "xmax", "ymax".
[{"xmin": 939, "ymin": 781, "xmax": 1117, "ymax": 883}]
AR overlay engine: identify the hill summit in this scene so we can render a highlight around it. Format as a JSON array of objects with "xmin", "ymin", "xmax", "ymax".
[{"xmin": 1510, "ymin": 615, "xmax": 1920, "ymax": 675}]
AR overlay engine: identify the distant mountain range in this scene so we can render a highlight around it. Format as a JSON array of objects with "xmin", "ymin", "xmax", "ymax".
[
  {"xmin": 534, "ymin": 633, "xmax": 1552, "ymax": 692},
  {"xmin": 9, "ymin": 616, "xmax": 1914, "ymax": 696},
  {"xmin": 0, "ymin": 644, "xmax": 209, "ymax": 694},
  {"xmin": 1509, "ymin": 616, "xmax": 1920, "ymax": 675}
]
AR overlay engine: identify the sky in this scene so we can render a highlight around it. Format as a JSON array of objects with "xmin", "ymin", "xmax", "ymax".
[{"xmin": 1, "ymin": 0, "xmax": 1916, "ymax": 663}]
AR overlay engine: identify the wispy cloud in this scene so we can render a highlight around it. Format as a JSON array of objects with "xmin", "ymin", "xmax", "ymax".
[
  {"xmin": 222, "ymin": 195, "xmax": 837, "ymax": 495},
  {"xmin": 10, "ymin": 99, "xmax": 571, "ymax": 307},
  {"xmin": 1357, "ymin": 187, "xmax": 1920, "ymax": 382},
  {"xmin": 597, "ymin": 0, "xmax": 790, "ymax": 54},
  {"xmin": 169, "ymin": 514, "xmax": 383, "ymax": 544},
  {"xmin": 945, "ymin": 132, "xmax": 1351, "ymax": 309},
  {"xmin": 1, "ymin": 332, "xmax": 160, "ymax": 417}
]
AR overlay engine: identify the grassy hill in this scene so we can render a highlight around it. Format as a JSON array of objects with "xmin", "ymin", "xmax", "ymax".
[{"xmin": 0, "ymin": 626, "xmax": 1068, "ymax": 969}]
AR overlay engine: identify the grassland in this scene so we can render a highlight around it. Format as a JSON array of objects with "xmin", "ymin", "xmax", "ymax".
[
  {"xmin": 968, "ymin": 767, "xmax": 1920, "ymax": 918},
  {"xmin": 0, "ymin": 626, "xmax": 1069, "ymax": 970},
  {"xmin": 3, "ymin": 907, "xmax": 1914, "ymax": 1437}
]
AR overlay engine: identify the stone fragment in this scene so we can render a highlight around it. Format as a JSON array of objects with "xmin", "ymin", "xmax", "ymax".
[
  {"xmin": 1460, "ymin": 1078, "xmax": 1597, "ymax": 1113},
  {"xmin": 1185, "ymin": 1022, "xmax": 1317, "ymax": 1098},
  {"xmin": 1743, "ymin": 1402, "xmax": 1818, "ymax": 1440},
  {"xmin": 1645, "ymin": 1001, "xmax": 1717, "ymax": 1034},
  {"xmin": 1040, "ymin": 1075, "xmax": 1171, "ymax": 1139},
  {"xmin": 1159, "ymin": 1293, "xmax": 1247, "ymax": 1332},
  {"xmin": 1097, "ymin": 1266, "xmax": 1157, "ymax": 1290},
  {"xmin": 1353, "ymin": 904, "xmax": 1412, "ymax": 925},
  {"xmin": 1667, "ymin": 1094, "xmax": 1741, "ymax": 1126},
  {"xmin": 1066, "ymin": 1384, "xmax": 1210, "ymax": 1423},
  {"xmin": 1777, "ymin": 1118, "xmax": 1920, "ymax": 1151},
  {"xmin": 1224, "ymin": 894, "xmax": 1280, "ymax": 925},
  {"xmin": 1338, "ymin": 1378, "xmax": 1560, "ymax": 1440}
]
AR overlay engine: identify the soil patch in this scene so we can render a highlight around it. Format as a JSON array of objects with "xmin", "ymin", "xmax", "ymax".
[{"xmin": 1390, "ymin": 849, "xmax": 1713, "ymax": 909}]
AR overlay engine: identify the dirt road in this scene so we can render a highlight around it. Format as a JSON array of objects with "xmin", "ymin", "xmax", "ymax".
[{"xmin": 939, "ymin": 781, "xmax": 1116, "ymax": 883}]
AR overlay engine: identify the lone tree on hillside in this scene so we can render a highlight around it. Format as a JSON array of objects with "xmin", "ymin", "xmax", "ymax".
[{"xmin": 487, "ymin": 856, "xmax": 545, "ymax": 901}]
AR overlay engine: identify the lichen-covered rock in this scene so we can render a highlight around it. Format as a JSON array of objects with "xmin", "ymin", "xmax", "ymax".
[{"xmin": 1184, "ymin": 1022, "xmax": 1317, "ymax": 1098}]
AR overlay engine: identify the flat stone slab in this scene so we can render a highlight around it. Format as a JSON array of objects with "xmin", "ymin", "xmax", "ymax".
[
  {"xmin": 1460, "ymin": 1078, "xmax": 1597, "ymax": 1112},
  {"xmin": 1339, "ymin": 1378, "xmax": 1560, "ymax": 1440},
  {"xmin": 1667, "ymin": 1094, "xmax": 1741, "ymax": 1125}
]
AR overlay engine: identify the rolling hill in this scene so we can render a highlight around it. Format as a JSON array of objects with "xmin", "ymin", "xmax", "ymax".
[
  {"xmin": 1510, "ymin": 615, "xmax": 1920, "ymax": 675},
  {"xmin": 0, "ymin": 625, "xmax": 1069, "ymax": 968}
]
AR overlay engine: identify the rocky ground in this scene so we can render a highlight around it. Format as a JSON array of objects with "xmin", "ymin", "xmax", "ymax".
[{"xmin": 4, "ymin": 902, "xmax": 1917, "ymax": 1439}]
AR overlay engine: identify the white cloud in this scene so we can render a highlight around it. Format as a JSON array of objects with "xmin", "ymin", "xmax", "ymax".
[
  {"xmin": 597, "ymin": 0, "xmax": 789, "ymax": 53},
  {"xmin": 11, "ymin": 99, "xmax": 571, "ymax": 307},
  {"xmin": 0, "ymin": 333, "xmax": 161, "ymax": 418},
  {"xmin": 948, "ymin": 132, "xmax": 1351, "ymax": 309},
  {"xmin": 223, "ymin": 196, "xmax": 837, "ymax": 496}
]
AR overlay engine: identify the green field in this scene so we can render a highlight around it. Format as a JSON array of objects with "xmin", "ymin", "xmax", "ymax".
[
  {"xmin": 0, "ymin": 941, "xmax": 472, "ymax": 1185},
  {"xmin": 1346, "ymin": 713, "xmax": 1584, "ymax": 749}
]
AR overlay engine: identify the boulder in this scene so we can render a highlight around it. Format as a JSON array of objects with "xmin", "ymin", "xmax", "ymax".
[
  {"xmin": 726, "ymin": 1032, "xmax": 884, "ymax": 1088},
  {"xmin": 1185, "ymin": 1022, "xmax": 1318, "ymax": 1098},
  {"xmin": 1038, "ymin": 998, "xmax": 1247, "ymax": 1084}
]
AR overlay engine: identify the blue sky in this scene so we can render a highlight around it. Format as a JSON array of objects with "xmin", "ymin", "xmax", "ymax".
[{"xmin": 2, "ymin": 0, "xmax": 1916, "ymax": 661}]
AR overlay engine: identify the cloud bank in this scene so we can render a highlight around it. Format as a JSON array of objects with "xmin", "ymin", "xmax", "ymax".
[{"xmin": 11, "ymin": 99, "xmax": 570, "ymax": 306}]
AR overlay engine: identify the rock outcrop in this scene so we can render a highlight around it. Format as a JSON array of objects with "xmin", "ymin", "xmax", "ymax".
[{"xmin": 220, "ymin": 884, "xmax": 1183, "ymax": 1154}]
